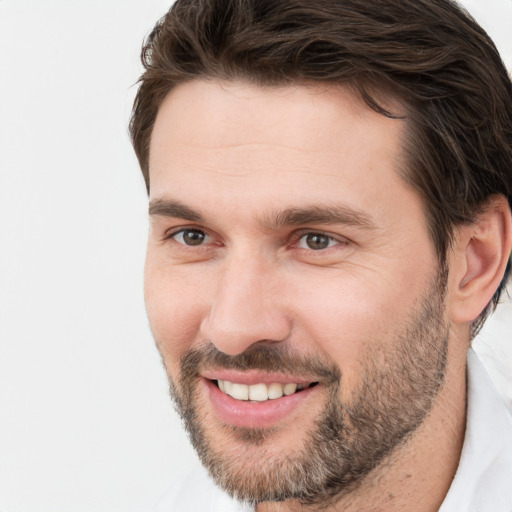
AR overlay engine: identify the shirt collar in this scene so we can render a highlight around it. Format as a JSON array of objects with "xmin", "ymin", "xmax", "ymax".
[{"xmin": 439, "ymin": 348, "xmax": 512, "ymax": 512}]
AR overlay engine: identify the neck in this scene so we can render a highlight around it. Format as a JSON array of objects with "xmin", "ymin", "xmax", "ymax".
[{"xmin": 257, "ymin": 339, "xmax": 468, "ymax": 512}]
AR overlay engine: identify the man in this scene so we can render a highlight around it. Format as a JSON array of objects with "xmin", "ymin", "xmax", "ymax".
[{"xmin": 130, "ymin": 0, "xmax": 512, "ymax": 510}]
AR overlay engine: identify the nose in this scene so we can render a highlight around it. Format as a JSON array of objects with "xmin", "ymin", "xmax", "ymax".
[{"xmin": 199, "ymin": 254, "xmax": 292, "ymax": 355}]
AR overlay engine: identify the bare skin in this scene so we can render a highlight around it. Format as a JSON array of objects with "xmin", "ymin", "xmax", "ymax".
[
  {"xmin": 256, "ymin": 339, "xmax": 467, "ymax": 512},
  {"xmin": 145, "ymin": 80, "xmax": 511, "ymax": 512}
]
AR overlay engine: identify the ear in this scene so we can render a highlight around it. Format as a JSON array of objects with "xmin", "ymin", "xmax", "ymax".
[{"xmin": 448, "ymin": 195, "xmax": 512, "ymax": 324}]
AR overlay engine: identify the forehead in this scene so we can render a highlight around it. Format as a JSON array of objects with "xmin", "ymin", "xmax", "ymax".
[
  {"xmin": 148, "ymin": 80, "xmax": 414, "ymax": 224},
  {"xmin": 149, "ymin": 80, "xmax": 404, "ymax": 165}
]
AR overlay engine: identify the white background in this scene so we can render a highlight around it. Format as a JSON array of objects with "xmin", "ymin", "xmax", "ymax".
[{"xmin": 0, "ymin": 1, "xmax": 510, "ymax": 510}]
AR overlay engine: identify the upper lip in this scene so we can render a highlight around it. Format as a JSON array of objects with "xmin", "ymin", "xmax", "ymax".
[{"xmin": 201, "ymin": 369, "xmax": 318, "ymax": 385}]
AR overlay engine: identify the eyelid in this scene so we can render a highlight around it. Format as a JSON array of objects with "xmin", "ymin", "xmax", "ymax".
[
  {"xmin": 163, "ymin": 226, "xmax": 212, "ymax": 245},
  {"xmin": 297, "ymin": 234, "xmax": 337, "ymax": 250},
  {"xmin": 292, "ymin": 229, "xmax": 349, "ymax": 249},
  {"xmin": 160, "ymin": 225, "xmax": 350, "ymax": 252}
]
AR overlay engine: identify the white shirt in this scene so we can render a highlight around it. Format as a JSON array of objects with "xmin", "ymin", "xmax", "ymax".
[
  {"xmin": 152, "ymin": 349, "xmax": 512, "ymax": 512},
  {"xmin": 439, "ymin": 349, "xmax": 512, "ymax": 512}
]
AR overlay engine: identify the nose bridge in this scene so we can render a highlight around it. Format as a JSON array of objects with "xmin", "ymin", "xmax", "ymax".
[{"xmin": 200, "ymin": 248, "xmax": 291, "ymax": 355}]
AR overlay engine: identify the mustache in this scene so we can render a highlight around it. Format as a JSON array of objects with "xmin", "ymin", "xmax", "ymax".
[{"xmin": 179, "ymin": 343, "xmax": 341, "ymax": 384}]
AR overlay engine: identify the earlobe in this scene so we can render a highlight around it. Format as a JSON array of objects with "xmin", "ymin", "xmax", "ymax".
[{"xmin": 448, "ymin": 195, "xmax": 512, "ymax": 324}]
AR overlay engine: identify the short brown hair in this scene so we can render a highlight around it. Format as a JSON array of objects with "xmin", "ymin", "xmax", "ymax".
[{"xmin": 130, "ymin": 0, "xmax": 512, "ymax": 332}]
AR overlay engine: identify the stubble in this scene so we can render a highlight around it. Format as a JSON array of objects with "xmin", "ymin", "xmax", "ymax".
[{"xmin": 163, "ymin": 269, "xmax": 449, "ymax": 508}]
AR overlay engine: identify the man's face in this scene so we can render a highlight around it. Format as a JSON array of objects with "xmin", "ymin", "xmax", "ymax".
[{"xmin": 145, "ymin": 81, "xmax": 449, "ymax": 506}]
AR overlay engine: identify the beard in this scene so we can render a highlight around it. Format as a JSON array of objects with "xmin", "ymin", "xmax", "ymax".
[{"xmin": 162, "ymin": 269, "xmax": 449, "ymax": 508}]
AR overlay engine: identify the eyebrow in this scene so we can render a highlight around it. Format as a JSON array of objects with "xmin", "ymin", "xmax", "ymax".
[
  {"xmin": 265, "ymin": 205, "xmax": 377, "ymax": 231},
  {"xmin": 149, "ymin": 198, "xmax": 377, "ymax": 231},
  {"xmin": 149, "ymin": 199, "xmax": 204, "ymax": 222}
]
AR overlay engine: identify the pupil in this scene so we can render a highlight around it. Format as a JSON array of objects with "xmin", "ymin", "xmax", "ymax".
[
  {"xmin": 306, "ymin": 233, "xmax": 329, "ymax": 250},
  {"xmin": 183, "ymin": 230, "xmax": 204, "ymax": 246}
]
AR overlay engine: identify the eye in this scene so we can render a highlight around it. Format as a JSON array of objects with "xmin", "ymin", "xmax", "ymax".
[
  {"xmin": 171, "ymin": 228, "xmax": 212, "ymax": 246},
  {"xmin": 297, "ymin": 232, "xmax": 339, "ymax": 251}
]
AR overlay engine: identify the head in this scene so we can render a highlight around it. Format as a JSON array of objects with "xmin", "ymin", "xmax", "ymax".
[
  {"xmin": 131, "ymin": 0, "xmax": 512, "ymax": 508},
  {"xmin": 131, "ymin": 0, "xmax": 512, "ymax": 328}
]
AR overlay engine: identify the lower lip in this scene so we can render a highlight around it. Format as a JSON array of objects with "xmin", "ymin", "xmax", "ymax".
[{"xmin": 202, "ymin": 378, "xmax": 319, "ymax": 429}]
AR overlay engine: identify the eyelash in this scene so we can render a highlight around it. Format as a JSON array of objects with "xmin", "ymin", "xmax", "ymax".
[
  {"xmin": 293, "ymin": 231, "xmax": 344, "ymax": 251},
  {"xmin": 164, "ymin": 227, "xmax": 347, "ymax": 253},
  {"xmin": 164, "ymin": 227, "xmax": 212, "ymax": 246}
]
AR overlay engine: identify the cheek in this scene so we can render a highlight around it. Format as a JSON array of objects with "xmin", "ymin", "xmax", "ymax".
[
  {"xmin": 288, "ymin": 271, "xmax": 419, "ymax": 395},
  {"xmin": 144, "ymin": 259, "xmax": 207, "ymax": 372},
  {"xmin": 293, "ymin": 270, "xmax": 407, "ymax": 339}
]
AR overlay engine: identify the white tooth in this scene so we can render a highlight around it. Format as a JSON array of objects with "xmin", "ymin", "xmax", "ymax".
[
  {"xmin": 229, "ymin": 383, "xmax": 249, "ymax": 400},
  {"xmin": 218, "ymin": 380, "xmax": 225, "ymax": 392},
  {"xmin": 283, "ymin": 383, "xmax": 297, "ymax": 396},
  {"xmin": 268, "ymin": 383, "xmax": 284, "ymax": 399},
  {"xmin": 249, "ymin": 383, "xmax": 268, "ymax": 402},
  {"xmin": 296, "ymin": 383, "xmax": 305, "ymax": 391},
  {"xmin": 223, "ymin": 380, "xmax": 232, "ymax": 395}
]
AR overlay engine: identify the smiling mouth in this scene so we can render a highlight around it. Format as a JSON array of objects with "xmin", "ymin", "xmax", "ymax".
[{"xmin": 215, "ymin": 379, "xmax": 318, "ymax": 402}]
